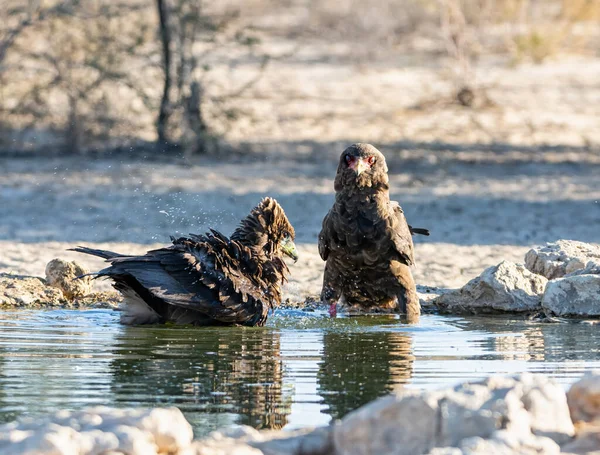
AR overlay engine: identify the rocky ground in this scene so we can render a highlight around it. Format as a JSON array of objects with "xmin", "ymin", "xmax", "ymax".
[{"xmin": 4, "ymin": 371, "xmax": 600, "ymax": 455}]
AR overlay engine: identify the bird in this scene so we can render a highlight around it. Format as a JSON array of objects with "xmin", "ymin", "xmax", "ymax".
[
  {"xmin": 318, "ymin": 143, "xmax": 427, "ymax": 322},
  {"xmin": 71, "ymin": 197, "xmax": 298, "ymax": 327}
]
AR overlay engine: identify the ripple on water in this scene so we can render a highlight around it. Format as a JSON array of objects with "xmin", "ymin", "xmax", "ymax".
[{"xmin": 1, "ymin": 309, "xmax": 600, "ymax": 436}]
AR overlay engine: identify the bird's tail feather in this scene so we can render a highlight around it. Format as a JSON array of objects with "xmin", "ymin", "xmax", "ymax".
[
  {"xmin": 69, "ymin": 246, "xmax": 124, "ymax": 260},
  {"xmin": 409, "ymin": 226, "xmax": 430, "ymax": 236}
]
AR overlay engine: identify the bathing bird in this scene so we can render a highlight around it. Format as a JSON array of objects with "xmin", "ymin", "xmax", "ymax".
[
  {"xmin": 318, "ymin": 143, "xmax": 427, "ymax": 322},
  {"xmin": 72, "ymin": 197, "xmax": 298, "ymax": 327}
]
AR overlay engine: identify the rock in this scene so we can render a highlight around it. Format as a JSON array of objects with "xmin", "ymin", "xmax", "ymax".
[
  {"xmin": 428, "ymin": 432, "xmax": 561, "ymax": 455},
  {"xmin": 433, "ymin": 261, "xmax": 547, "ymax": 314},
  {"xmin": 333, "ymin": 374, "xmax": 574, "ymax": 455},
  {"xmin": 561, "ymin": 424, "xmax": 600, "ymax": 454},
  {"xmin": 0, "ymin": 273, "xmax": 65, "ymax": 307},
  {"xmin": 0, "ymin": 406, "xmax": 193, "ymax": 455},
  {"xmin": 525, "ymin": 240, "xmax": 600, "ymax": 280},
  {"xmin": 566, "ymin": 261, "xmax": 600, "ymax": 277},
  {"xmin": 73, "ymin": 291, "xmax": 122, "ymax": 308},
  {"xmin": 192, "ymin": 425, "xmax": 333, "ymax": 455},
  {"xmin": 542, "ymin": 274, "xmax": 600, "ymax": 317},
  {"xmin": 567, "ymin": 372, "xmax": 600, "ymax": 424},
  {"xmin": 334, "ymin": 392, "xmax": 439, "ymax": 455},
  {"xmin": 0, "ymin": 272, "xmax": 118, "ymax": 309},
  {"xmin": 45, "ymin": 258, "xmax": 92, "ymax": 300}
]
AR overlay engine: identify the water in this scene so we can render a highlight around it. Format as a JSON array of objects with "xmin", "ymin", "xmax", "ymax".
[{"xmin": 1, "ymin": 309, "xmax": 600, "ymax": 437}]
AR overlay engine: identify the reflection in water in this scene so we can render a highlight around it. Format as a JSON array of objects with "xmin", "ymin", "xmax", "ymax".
[
  {"xmin": 109, "ymin": 326, "xmax": 292, "ymax": 432},
  {"xmin": 0, "ymin": 311, "xmax": 117, "ymax": 423},
  {"xmin": 448, "ymin": 317, "xmax": 600, "ymax": 365},
  {"xmin": 318, "ymin": 318, "xmax": 414, "ymax": 419},
  {"xmin": 493, "ymin": 328, "xmax": 546, "ymax": 361},
  {"xmin": 3, "ymin": 311, "xmax": 600, "ymax": 436}
]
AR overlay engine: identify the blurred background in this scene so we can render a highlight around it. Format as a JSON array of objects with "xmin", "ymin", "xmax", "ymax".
[{"xmin": 1, "ymin": 0, "xmax": 599, "ymax": 155}]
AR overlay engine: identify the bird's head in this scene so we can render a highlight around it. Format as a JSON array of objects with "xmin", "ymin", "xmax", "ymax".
[
  {"xmin": 334, "ymin": 143, "xmax": 389, "ymax": 192},
  {"xmin": 232, "ymin": 197, "xmax": 298, "ymax": 262}
]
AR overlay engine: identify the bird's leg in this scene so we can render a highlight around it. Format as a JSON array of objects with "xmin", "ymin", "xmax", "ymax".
[
  {"xmin": 395, "ymin": 264, "xmax": 421, "ymax": 323},
  {"xmin": 328, "ymin": 303, "xmax": 337, "ymax": 317},
  {"xmin": 321, "ymin": 285, "xmax": 340, "ymax": 317},
  {"xmin": 321, "ymin": 264, "xmax": 341, "ymax": 317}
]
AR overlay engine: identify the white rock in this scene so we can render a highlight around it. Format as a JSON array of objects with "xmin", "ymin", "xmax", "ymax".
[
  {"xmin": 334, "ymin": 392, "xmax": 439, "ymax": 455},
  {"xmin": 333, "ymin": 374, "xmax": 573, "ymax": 455},
  {"xmin": 560, "ymin": 425, "xmax": 600, "ymax": 455},
  {"xmin": 525, "ymin": 240, "xmax": 600, "ymax": 280},
  {"xmin": 192, "ymin": 425, "xmax": 332, "ymax": 455},
  {"xmin": 139, "ymin": 408, "xmax": 195, "ymax": 453},
  {"xmin": 566, "ymin": 261, "xmax": 600, "ymax": 277},
  {"xmin": 0, "ymin": 407, "xmax": 193, "ymax": 455},
  {"xmin": 517, "ymin": 374, "xmax": 574, "ymax": 443},
  {"xmin": 45, "ymin": 258, "xmax": 92, "ymax": 300},
  {"xmin": 433, "ymin": 261, "xmax": 547, "ymax": 314},
  {"xmin": 452, "ymin": 432, "xmax": 561, "ymax": 455},
  {"xmin": 542, "ymin": 274, "xmax": 600, "ymax": 317},
  {"xmin": 567, "ymin": 371, "xmax": 600, "ymax": 424}
]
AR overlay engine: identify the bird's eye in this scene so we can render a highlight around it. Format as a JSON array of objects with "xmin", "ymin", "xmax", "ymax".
[
  {"xmin": 283, "ymin": 232, "xmax": 290, "ymax": 239},
  {"xmin": 344, "ymin": 154, "xmax": 353, "ymax": 164},
  {"xmin": 367, "ymin": 156, "xmax": 376, "ymax": 166}
]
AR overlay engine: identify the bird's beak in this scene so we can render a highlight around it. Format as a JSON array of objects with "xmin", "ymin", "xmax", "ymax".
[
  {"xmin": 281, "ymin": 237, "xmax": 299, "ymax": 263},
  {"xmin": 349, "ymin": 158, "xmax": 369, "ymax": 175}
]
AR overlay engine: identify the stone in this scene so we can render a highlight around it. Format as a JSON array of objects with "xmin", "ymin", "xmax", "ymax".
[
  {"xmin": 45, "ymin": 258, "xmax": 92, "ymax": 300},
  {"xmin": 333, "ymin": 374, "xmax": 574, "ymax": 455},
  {"xmin": 525, "ymin": 240, "xmax": 600, "ymax": 280},
  {"xmin": 517, "ymin": 374, "xmax": 575, "ymax": 444},
  {"xmin": 542, "ymin": 274, "xmax": 600, "ymax": 317},
  {"xmin": 192, "ymin": 425, "xmax": 333, "ymax": 455},
  {"xmin": 139, "ymin": 408, "xmax": 194, "ymax": 453},
  {"xmin": 566, "ymin": 261, "xmax": 600, "ymax": 277},
  {"xmin": 433, "ymin": 261, "xmax": 547, "ymax": 314},
  {"xmin": 567, "ymin": 372, "xmax": 600, "ymax": 424},
  {"xmin": 458, "ymin": 432, "xmax": 560, "ymax": 454},
  {"xmin": 0, "ymin": 273, "xmax": 65, "ymax": 307},
  {"xmin": 561, "ymin": 424, "xmax": 600, "ymax": 455},
  {"xmin": 334, "ymin": 392, "xmax": 439, "ymax": 455},
  {"xmin": 0, "ymin": 406, "xmax": 193, "ymax": 455}
]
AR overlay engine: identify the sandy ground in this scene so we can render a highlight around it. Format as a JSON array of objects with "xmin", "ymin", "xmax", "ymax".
[
  {"xmin": 1, "ymin": 145, "xmax": 599, "ymax": 303},
  {"xmin": 2, "ymin": 40, "xmax": 600, "ymax": 302}
]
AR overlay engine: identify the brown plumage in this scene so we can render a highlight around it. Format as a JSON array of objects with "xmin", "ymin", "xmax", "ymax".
[
  {"xmin": 318, "ymin": 143, "xmax": 426, "ymax": 321},
  {"xmin": 72, "ymin": 198, "xmax": 298, "ymax": 327}
]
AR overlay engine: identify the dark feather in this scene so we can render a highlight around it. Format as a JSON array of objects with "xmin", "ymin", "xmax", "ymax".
[
  {"xmin": 319, "ymin": 144, "xmax": 423, "ymax": 321},
  {"xmin": 409, "ymin": 226, "xmax": 430, "ymax": 236},
  {"xmin": 73, "ymin": 198, "xmax": 296, "ymax": 327}
]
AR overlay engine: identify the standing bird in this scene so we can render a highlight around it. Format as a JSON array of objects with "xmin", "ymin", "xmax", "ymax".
[
  {"xmin": 318, "ymin": 144, "xmax": 427, "ymax": 322},
  {"xmin": 72, "ymin": 198, "xmax": 298, "ymax": 327}
]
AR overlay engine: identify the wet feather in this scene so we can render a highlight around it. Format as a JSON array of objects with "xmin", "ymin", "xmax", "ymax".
[{"xmin": 71, "ymin": 197, "xmax": 296, "ymax": 327}]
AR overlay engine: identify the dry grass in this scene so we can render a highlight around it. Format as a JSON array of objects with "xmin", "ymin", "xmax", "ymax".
[{"xmin": 0, "ymin": 0, "xmax": 598, "ymax": 154}]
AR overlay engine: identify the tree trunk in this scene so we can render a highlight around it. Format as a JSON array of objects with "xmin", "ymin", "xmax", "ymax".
[
  {"xmin": 184, "ymin": 80, "xmax": 209, "ymax": 154},
  {"xmin": 156, "ymin": 0, "xmax": 172, "ymax": 144}
]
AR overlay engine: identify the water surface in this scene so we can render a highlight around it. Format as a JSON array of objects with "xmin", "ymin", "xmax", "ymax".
[{"xmin": 1, "ymin": 309, "xmax": 599, "ymax": 436}]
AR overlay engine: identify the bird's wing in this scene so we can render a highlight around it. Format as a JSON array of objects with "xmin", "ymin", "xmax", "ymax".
[
  {"xmin": 389, "ymin": 201, "xmax": 415, "ymax": 266},
  {"xmin": 318, "ymin": 209, "xmax": 333, "ymax": 261},
  {"xmin": 103, "ymin": 235, "xmax": 271, "ymax": 323}
]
